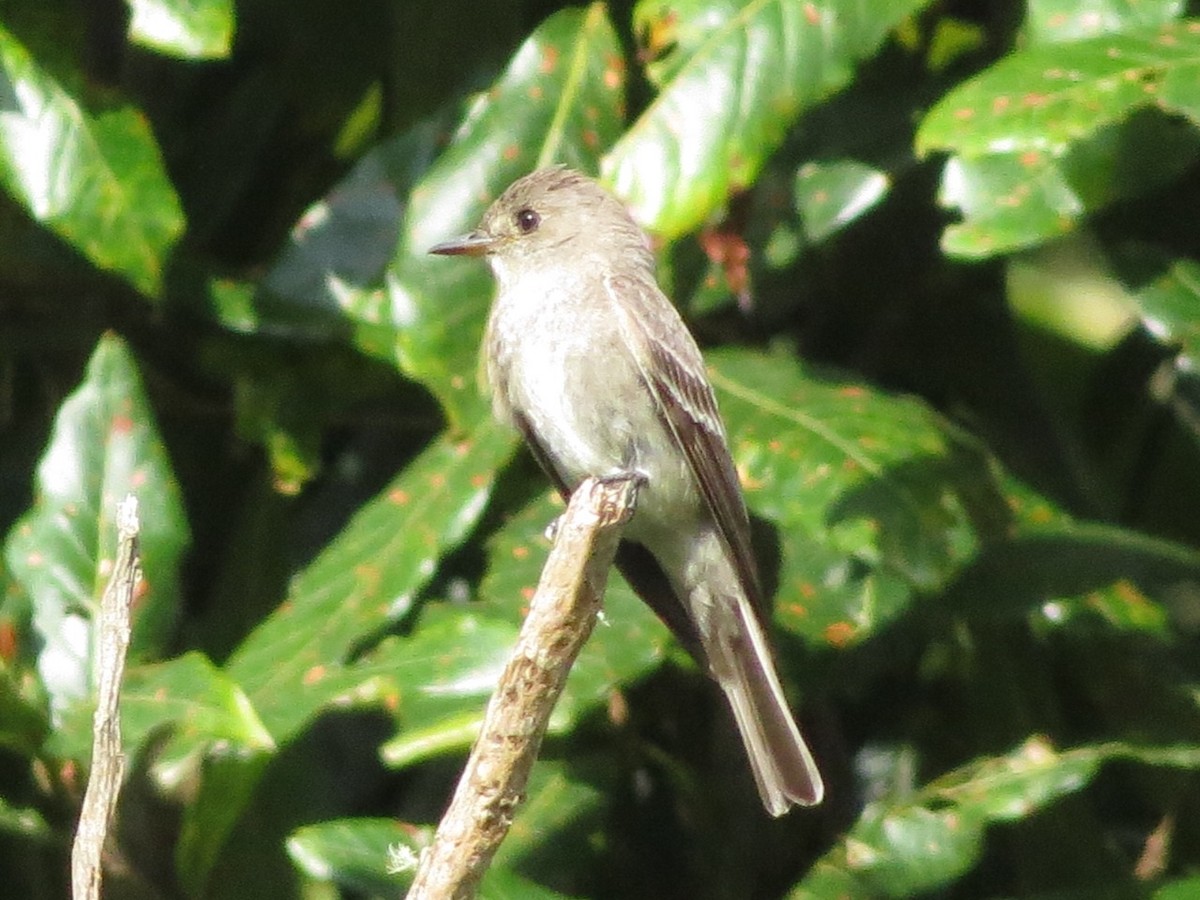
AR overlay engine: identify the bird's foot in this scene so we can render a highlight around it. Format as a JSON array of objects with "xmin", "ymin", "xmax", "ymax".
[{"xmin": 545, "ymin": 471, "xmax": 646, "ymax": 541}]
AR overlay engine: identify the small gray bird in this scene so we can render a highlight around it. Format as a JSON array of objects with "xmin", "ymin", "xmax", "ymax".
[{"xmin": 430, "ymin": 166, "xmax": 823, "ymax": 814}]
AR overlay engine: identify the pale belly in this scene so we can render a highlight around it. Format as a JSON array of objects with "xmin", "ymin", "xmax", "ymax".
[{"xmin": 499, "ymin": 322, "xmax": 702, "ymax": 541}]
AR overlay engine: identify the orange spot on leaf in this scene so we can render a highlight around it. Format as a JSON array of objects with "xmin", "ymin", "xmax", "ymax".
[
  {"xmin": 737, "ymin": 463, "xmax": 765, "ymax": 491},
  {"xmin": 0, "ymin": 622, "xmax": 17, "ymax": 662},
  {"xmin": 823, "ymin": 621, "xmax": 856, "ymax": 647},
  {"xmin": 303, "ymin": 665, "xmax": 326, "ymax": 685},
  {"xmin": 1115, "ymin": 580, "xmax": 1148, "ymax": 605}
]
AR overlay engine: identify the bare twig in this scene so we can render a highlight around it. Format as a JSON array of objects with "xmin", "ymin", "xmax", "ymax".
[
  {"xmin": 72, "ymin": 495, "xmax": 141, "ymax": 900},
  {"xmin": 405, "ymin": 475, "xmax": 639, "ymax": 900}
]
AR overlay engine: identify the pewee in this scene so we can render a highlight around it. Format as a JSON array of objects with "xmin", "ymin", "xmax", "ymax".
[{"xmin": 430, "ymin": 166, "xmax": 823, "ymax": 815}]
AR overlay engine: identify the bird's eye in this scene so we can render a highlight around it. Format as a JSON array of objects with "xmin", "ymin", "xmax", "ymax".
[{"xmin": 515, "ymin": 208, "xmax": 540, "ymax": 234}]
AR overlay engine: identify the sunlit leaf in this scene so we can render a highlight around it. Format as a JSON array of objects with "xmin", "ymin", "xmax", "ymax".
[
  {"xmin": 795, "ymin": 737, "xmax": 1200, "ymax": 897},
  {"xmin": 382, "ymin": 491, "xmax": 670, "ymax": 767},
  {"xmin": 604, "ymin": 0, "xmax": 928, "ymax": 238},
  {"xmin": 225, "ymin": 411, "xmax": 516, "ymax": 741},
  {"xmin": 1024, "ymin": 0, "xmax": 1184, "ymax": 45},
  {"xmin": 4, "ymin": 334, "xmax": 189, "ymax": 716},
  {"xmin": 709, "ymin": 347, "xmax": 1010, "ymax": 647},
  {"xmin": 288, "ymin": 818, "xmax": 424, "ymax": 897},
  {"xmin": 126, "ymin": 0, "xmax": 235, "ymax": 59},
  {"xmin": 0, "ymin": 26, "xmax": 184, "ymax": 295},
  {"xmin": 287, "ymin": 815, "xmax": 578, "ymax": 899},
  {"xmin": 794, "ymin": 159, "xmax": 890, "ymax": 243},
  {"xmin": 918, "ymin": 23, "xmax": 1200, "ymax": 256}
]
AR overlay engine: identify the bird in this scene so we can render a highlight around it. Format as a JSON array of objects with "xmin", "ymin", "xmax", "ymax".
[{"xmin": 429, "ymin": 166, "xmax": 823, "ymax": 815}]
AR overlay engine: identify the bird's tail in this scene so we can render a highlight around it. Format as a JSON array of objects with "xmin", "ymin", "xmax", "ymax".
[{"xmin": 712, "ymin": 596, "xmax": 824, "ymax": 815}]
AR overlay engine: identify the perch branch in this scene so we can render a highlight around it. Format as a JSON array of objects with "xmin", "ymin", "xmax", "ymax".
[
  {"xmin": 405, "ymin": 475, "xmax": 639, "ymax": 900},
  {"xmin": 72, "ymin": 495, "xmax": 141, "ymax": 900}
]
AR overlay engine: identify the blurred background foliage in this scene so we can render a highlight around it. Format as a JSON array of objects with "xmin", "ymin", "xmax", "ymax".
[{"xmin": 3, "ymin": 0, "xmax": 1200, "ymax": 897}]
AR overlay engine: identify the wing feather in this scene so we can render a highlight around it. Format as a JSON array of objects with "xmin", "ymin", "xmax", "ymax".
[{"xmin": 603, "ymin": 271, "xmax": 763, "ymax": 609}]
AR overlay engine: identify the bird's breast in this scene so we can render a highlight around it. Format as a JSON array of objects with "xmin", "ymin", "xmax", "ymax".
[{"xmin": 485, "ymin": 275, "xmax": 692, "ymax": 516}]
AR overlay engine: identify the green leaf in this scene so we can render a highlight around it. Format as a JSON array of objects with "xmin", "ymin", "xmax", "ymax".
[
  {"xmin": 918, "ymin": 26, "xmax": 1200, "ymax": 159},
  {"xmin": 917, "ymin": 23, "xmax": 1200, "ymax": 257},
  {"xmin": 476, "ymin": 867, "xmax": 581, "ymax": 900},
  {"xmin": 795, "ymin": 737, "xmax": 1200, "ymax": 898},
  {"xmin": 382, "ymin": 491, "xmax": 670, "ymax": 767},
  {"xmin": 1158, "ymin": 875, "xmax": 1200, "ymax": 900},
  {"xmin": 384, "ymin": 2, "xmax": 624, "ymax": 425},
  {"xmin": 794, "ymin": 159, "xmax": 890, "ymax": 243},
  {"xmin": 942, "ymin": 520, "xmax": 1200, "ymax": 636},
  {"xmin": 478, "ymin": 491, "xmax": 671, "ymax": 714},
  {"xmin": 376, "ymin": 608, "xmax": 522, "ymax": 768},
  {"xmin": 709, "ymin": 347, "xmax": 1010, "ymax": 646},
  {"xmin": 0, "ymin": 659, "xmax": 47, "ymax": 757},
  {"xmin": 1131, "ymin": 255, "xmax": 1200, "ymax": 374},
  {"xmin": 178, "ymin": 416, "xmax": 512, "ymax": 891},
  {"xmin": 176, "ymin": 748, "xmax": 272, "ymax": 896},
  {"xmin": 0, "ymin": 796, "xmax": 51, "ymax": 843},
  {"xmin": 126, "ymin": 0, "xmax": 235, "ymax": 59},
  {"xmin": 225, "ymin": 412, "xmax": 516, "ymax": 742},
  {"xmin": 603, "ymin": 0, "xmax": 929, "ymax": 239},
  {"xmin": 47, "ymin": 650, "xmax": 274, "ymax": 771},
  {"xmin": 223, "ymin": 416, "xmax": 510, "ymax": 731},
  {"xmin": 934, "ymin": 151, "xmax": 1081, "ymax": 256},
  {"xmin": 1024, "ymin": 0, "xmax": 1185, "ymax": 45},
  {"xmin": 0, "ymin": 26, "xmax": 185, "ymax": 295},
  {"xmin": 491, "ymin": 759, "xmax": 607, "ymax": 870},
  {"xmin": 1125, "ymin": 252, "xmax": 1200, "ymax": 451},
  {"xmin": 4, "ymin": 334, "xmax": 189, "ymax": 714},
  {"xmin": 124, "ymin": 652, "xmax": 274, "ymax": 766},
  {"xmin": 252, "ymin": 116, "xmax": 451, "ymax": 342},
  {"xmin": 127, "ymin": 652, "xmax": 273, "ymax": 758},
  {"xmin": 288, "ymin": 817, "xmax": 422, "ymax": 896},
  {"xmin": 286, "ymin": 814, "xmax": 580, "ymax": 899}
]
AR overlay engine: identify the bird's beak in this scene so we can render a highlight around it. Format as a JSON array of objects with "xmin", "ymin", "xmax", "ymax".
[{"xmin": 428, "ymin": 230, "xmax": 496, "ymax": 257}]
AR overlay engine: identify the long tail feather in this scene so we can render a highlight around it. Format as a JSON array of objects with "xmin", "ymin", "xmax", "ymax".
[{"xmin": 713, "ymin": 597, "xmax": 823, "ymax": 815}]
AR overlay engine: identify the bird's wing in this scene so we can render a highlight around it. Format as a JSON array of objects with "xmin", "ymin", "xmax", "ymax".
[{"xmin": 603, "ymin": 271, "xmax": 763, "ymax": 609}]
